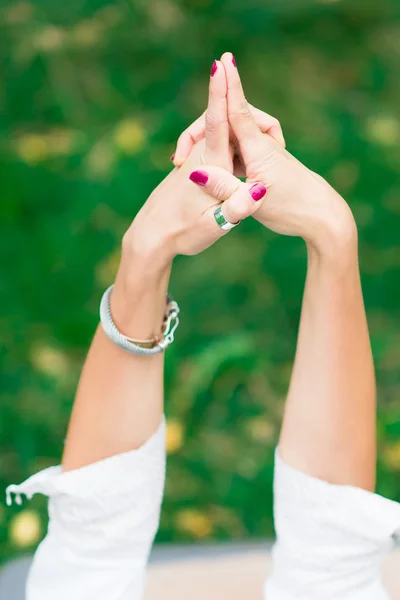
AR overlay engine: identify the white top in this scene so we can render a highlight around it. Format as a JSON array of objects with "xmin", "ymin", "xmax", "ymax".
[{"xmin": 6, "ymin": 418, "xmax": 400, "ymax": 600}]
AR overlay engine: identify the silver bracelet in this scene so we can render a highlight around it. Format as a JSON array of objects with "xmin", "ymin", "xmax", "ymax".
[{"xmin": 99, "ymin": 285, "xmax": 180, "ymax": 356}]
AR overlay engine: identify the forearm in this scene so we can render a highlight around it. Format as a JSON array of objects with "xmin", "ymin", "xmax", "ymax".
[
  {"xmin": 279, "ymin": 224, "xmax": 376, "ymax": 491},
  {"xmin": 62, "ymin": 246, "xmax": 171, "ymax": 471}
]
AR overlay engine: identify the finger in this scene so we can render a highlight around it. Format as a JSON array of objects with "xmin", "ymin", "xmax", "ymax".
[
  {"xmin": 189, "ymin": 166, "xmax": 240, "ymax": 201},
  {"xmin": 219, "ymin": 180, "xmax": 267, "ymax": 225},
  {"xmin": 220, "ymin": 52, "xmax": 268, "ymax": 162},
  {"xmin": 203, "ymin": 60, "xmax": 230, "ymax": 166},
  {"xmin": 173, "ymin": 112, "xmax": 206, "ymax": 166},
  {"xmin": 248, "ymin": 104, "xmax": 286, "ymax": 148},
  {"xmin": 188, "ymin": 166, "xmax": 267, "ymax": 225}
]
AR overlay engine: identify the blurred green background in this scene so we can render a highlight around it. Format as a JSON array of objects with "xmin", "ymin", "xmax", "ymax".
[{"xmin": 1, "ymin": 0, "xmax": 400, "ymax": 563}]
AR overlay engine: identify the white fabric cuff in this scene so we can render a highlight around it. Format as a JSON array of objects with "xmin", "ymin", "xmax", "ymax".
[
  {"xmin": 6, "ymin": 418, "xmax": 166, "ymax": 559},
  {"xmin": 265, "ymin": 449, "xmax": 400, "ymax": 600}
]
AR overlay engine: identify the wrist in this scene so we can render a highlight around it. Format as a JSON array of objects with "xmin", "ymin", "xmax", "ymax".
[
  {"xmin": 305, "ymin": 204, "xmax": 358, "ymax": 266},
  {"xmin": 123, "ymin": 201, "xmax": 178, "ymax": 272},
  {"xmin": 110, "ymin": 247, "xmax": 172, "ymax": 340},
  {"xmin": 121, "ymin": 225, "xmax": 174, "ymax": 277}
]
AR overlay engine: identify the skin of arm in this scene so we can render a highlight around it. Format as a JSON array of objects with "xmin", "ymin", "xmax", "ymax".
[
  {"xmin": 184, "ymin": 52, "xmax": 376, "ymax": 492},
  {"xmin": 280, "ymin": 222, "xmax": 376, "ymax": 492},
  {"xmin": 61, "ymin": 256, "xmax": 171, "ymax": 471}
]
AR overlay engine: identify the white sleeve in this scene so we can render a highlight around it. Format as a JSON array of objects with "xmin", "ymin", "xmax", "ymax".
[
  {"xmin": 265, "ymin": 449, "xmax": 400, "ymax": 600},
  {"xmin": 6, "ymin": 419, "xmax": 166, "ymax": 600}
]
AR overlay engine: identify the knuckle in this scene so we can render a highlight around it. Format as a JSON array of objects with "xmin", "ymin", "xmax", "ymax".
[
  {"xmin": 205, "ymin": 111, "xmax": 226, "ymax": 136},
  {"xmin": 247, "ymin": 149, "xmax": 278, "ymax": 178},
  {"xmin": 212, "ymin": 178, "xmax": 231, "ymax": 201},
  {"xmin": 228, "ymin": 199, "xmax": 251, "ymax": 222},
  {"xmin": 205, "ymin": 112, "xmax": 218, "ymax": 133},
  {"xmin": 230, "ymin": 99, "xmax": 252, "ymax": 121}
]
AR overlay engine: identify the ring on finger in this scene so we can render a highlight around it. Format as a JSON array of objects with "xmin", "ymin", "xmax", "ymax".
[{"xmin": 214, "ymin": 205, "xmax": 241, "ymax": 231}]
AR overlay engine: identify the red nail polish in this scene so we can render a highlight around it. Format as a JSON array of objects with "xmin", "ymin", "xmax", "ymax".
[
  {"xmin": 170, "ymin": 153, "xmax": 175, "ymax": 161},
  {"xmin": 249, "ymin": 183, "xmax": 267, "ymax": 201},
  {"xmin": 189, "ymin": 170, "xmax": 209, "ymax": 186},
  {"xmin": 211, "ymin": 60, "xmax": 218, "ymax": 77},
  {"xmin": 232, "ymin": 54, "xmax": 237, "ymax": 67}
]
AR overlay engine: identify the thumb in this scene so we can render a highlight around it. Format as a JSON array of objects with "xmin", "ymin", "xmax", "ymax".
[{"xmin": 189, "ymin": 166, "xmax": 267, "ymax": 227}]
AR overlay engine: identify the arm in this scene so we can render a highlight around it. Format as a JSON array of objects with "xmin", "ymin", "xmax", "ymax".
[
  {"xmin": 280, "ymin": 223, "xmax": 376, "ymax": 490},
  {"xmin": 62, "ymin": 256, "xmax": 170, "ymax": 471},
  {"xmin": 13, "ymin": 251, "xmax": 171, "ymax": 600},
  {"xmin": 266, "ymin": 228, "xmax": 400, "ymax": 600},
  {"xmin": 209, "ymin": 53, "xmax": 376, "ymax": 490},
  {"xmin": 185, "ymin": 55, "xmax": 400, "ymax": 599}
]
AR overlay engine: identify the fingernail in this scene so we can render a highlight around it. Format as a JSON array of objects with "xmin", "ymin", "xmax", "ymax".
[
  {"xmin": 232, "ymin": 54, "xmax": 237, "ymax": 67},
  {"xmin": 189, "ymin": 170, "xmax": 209, "ymax": 186},
  {"xmin": 170, "ymin": 153, "xmax": 175, "ymax": 162},
  {"xmin": 211, "ymin": 60, "xmax": 218, "ymax": 77},
  {"xmin": 249, "ymin": 183, "xmax": 267, "ymax": 201}
]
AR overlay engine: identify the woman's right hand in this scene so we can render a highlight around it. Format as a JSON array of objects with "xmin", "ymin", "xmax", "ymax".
[{"xmin": 176, "ymin": 53, "xmax": 357, "ymax": 258}]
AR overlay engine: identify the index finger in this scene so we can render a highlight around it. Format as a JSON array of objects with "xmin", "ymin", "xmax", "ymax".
[
  {"xmin": 220, "ymin": 52, "xmax": 266, "ymax": 162},
  {"xmin": 203, "ymin": 60, "xmax": 230, "ymax": 167}
]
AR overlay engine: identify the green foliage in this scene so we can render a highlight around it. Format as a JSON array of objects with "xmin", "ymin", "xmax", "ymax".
[{"xmin": 1, "ymin": 0, "xmax": 400, "ymax": 561}]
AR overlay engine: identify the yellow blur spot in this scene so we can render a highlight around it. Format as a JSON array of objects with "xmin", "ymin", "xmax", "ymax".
[
  {"xmin": 35, "ymin": 26, "xmax": 65, "ymax": 52},
  {"xmin": 96, "ymin": 6, "xmax": 123, "ymax": 26},
  {"xmin": 72, "ymin": 20, "xmax": 103, "ymax": 48},
  {"xmin": 176, "ymin": 509, "xmax": 213, "ymax": 538},
  {"xmin": 15, "ymin": 134, "xmax": 49, "ymax": 164},
  {"xmin": 15, "ymin": 129, "xmax": 81, "ymax": 164},
  {"xmin": 366, "ymin": 116, "xmax": 400, "ymax": 147},
  {"xmin": 329, "ymin": 161, "xmax": 359, "ymax": 192},
  {"xmin": 30, "ymin": 343, "xmax": 69, "ymax": 378},
  {"xmin": 4, "ymin": 2, "xmax": 34, "ymax": 24},
  {"xmin": 247, "ymin": 417, "xmax": 274, "ymax": 443},
  {"xmin": 85, "ymin": 139, "xmax": 116, "ymax": 179},
  {"xmin": 96, "ymin": 249, "xmax": 121, "ymax": 287},
  {"xmin": 383, "ymin": 441, "xmax": 400, "ymax": 471},
  {"xmin": 114, "ymin": 120, "xmax": 146, "ymax": 155},
  {"xmin": 47, "ymin": 128, "xmax": 83, "ymax": 156},
  {"xmin": 166, "ymin": 419, "xmax": 184, "ymax": 455},
  {"xmin": 150, "ymin": 0, "xmax": 184, "ymax": 30},
  {"xmin": 9, "ymin": 510, "xmax": 41, "ymax": 548}
]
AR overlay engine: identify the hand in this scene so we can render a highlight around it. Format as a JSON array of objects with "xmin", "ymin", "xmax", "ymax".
[
  {"xmin": 173, "ymin": 53, "xmax": 356, "ymax": 256},
  {"xmin": 118, "ymin": 60, "xmax": 268, "ymax": 285}
]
